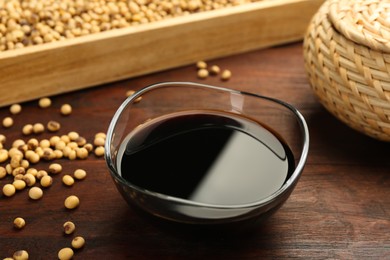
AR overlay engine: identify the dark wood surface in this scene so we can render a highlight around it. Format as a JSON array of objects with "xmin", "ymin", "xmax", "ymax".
[{"xmin": 1, "ymin": 42, "xmax": 389, "ymax": 259}]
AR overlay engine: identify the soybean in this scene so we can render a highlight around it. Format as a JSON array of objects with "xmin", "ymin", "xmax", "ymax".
[
  {"xmin": 210, "ymin": 65, "xmax": 221, "ymax": 75},
  {"xmin": 197, "ymin": 68, "xmax": 209, "ymax": 79},
  {"xmin": 63, "ymin": 221, "xmax": 76, "ymax": 234},
  {"xmin": 27, "ymin": 138, "xmax": 39, "ymax": 150},
  {"xmin": 0, "ymin": 166, "xmax": 6, "ymax": 179},
  {"xmin": 3, "ymin": 117, "xmax": 14, "ymax": 128},
  {"xmin": 50, "ymin": 136, "xmax": 61, "ymax": 146},
  {"xmin": 67, "ymin": 142, "xmax": 78, "ymax": 150},
  {"xmin": 95, "ymin": 133, "xmax": 106, "ymax": 139},
  {"xmin": 10, "ymin": 104, "xmax": 22, "ymax": 114},
  {"xmin": 12, "ymin": 167, "xmax": 25, "ymax": 176},
  {"xmin": 22, "ymin": 124, "xmax": 34, "ymax": 135},
  {"xmin": 21, "ymin": 159, "xmax": 29, "ymax": 169},
  {"xmin": 54, "ymin": 149, "xmax": 64, "ymax": 159},
  {"xmin": 48, "ymin": 163, "xmax": 62, "ymax": 174},
  {"xmin": 28, "ymin": 152, "xmax": 40, "ymax": 164},
  {"xmin": 62, "ymin": 175, "xmax": 75, "ymax": 186},
  {"xmin": 125, "ymin": 90, "xmax": 142, "ymax": 102},
  {"xmin": 42, "ymin": 147, "xmax": 56, "ymax": 160},
  {"xmin": 39, "ymin": 97, "xmax": 51, "ymax": 108},
  {"xmin": 94, "ymin": 146, "xmax": 105, "ymax": 157},
  {"xmin": 13, "ymin": 217, "xmax": 26, "ymax": 229},
  {"xmin": 13, "ymin": 179, "xmax": 26, "ymax": 190},
  {"xmin": 94, "ymin": 137, "xmax": 105, "ymax": 147},
  {"xmin": 126, "ymin": 89, "xmax": 135, "ymax": 97},
  {"xmin": 10, "ymin": 154, "xmax": 23, "ymax": 168},
  {"xmin": 60, "ymin": 104, "xmax": 72, "ymax": 115},
  {"xmin": 26, "ymin": 168, "xmax": 38, "ymax": 177},
  {"xmin": 5, "ymin": 164, "xmax": 13, "ymax": 174},
  {"xmin": 72, "ymin": 236, "xmax": 86, "ymax": 249},
  {"xmin": 12, "ymin": 139, "xmax": 25, "ymax": 148},
  {"xmin": 221, "ymin": 69, "xmax": 232, "ymax": 81},
  {"xmin": 73, "ymin": 169, "xmax": 87, "ymax": 180},
  {"xmin": 68, "ymin": 150, "xmax": 77, "ymax": 160},
  {"xmin": 3, "ymin": 184, "xmax": 16, "ymax": 197},
  {"xmin": 196, "ymin": 61, "xmax": 207, "ymax": 69},
  {"xmin": 40, "ymin": 139, "xmax": 51, "ymax": 148},
  {"xmin": 40, "ymin": 175, "xmax": 53, "ymax": 188},
  {"xmin": 58, "ymin": 247, "xmax": 74, "ymax": 260},
  {"xmin": 0, "ymin": 134, "xmax": 6, "ymax": 144},
  {"xmin": 64, "ymin": 195, "xmax": 79, "ymax": 209},
  {"xmin": 68, "ymin": 131, "xmax": 79, "ymax": 141},
  {"xmin": 55, "ymin": 140, "xmax": 67, "ymax": 151},
  {"xmin": 0, "ymin": 149, "xmax": 8, "ymax": 162},
  {"xmin": 13, "ymin": 250, "xmax": 29, "ymax": 260},
  {"xmin": 28, "ymin": 186, "xmax": 43, "ymax": 200},
  {"xmin": 37, "ymin": 170, "xmax": 49, "ymax": 180},
  {"xmin": 14, "ymin": 174, "xmax": 24, "ymax": 181},
  {"xmin": 83, "ymin": 143, "xmax": 93, "ymax": 152},
  {"xmin": 61, "ymin": 135, "xmax": 71, "ymax": 144},
  {"xmin": 70, "ymin": 142, "xmax": 81, "ymax": 151},
  {"xmin": 76, "ymin": 147, "xmax": 89, "ymax": 159},
  {"xmin": 75, "ymin": 136, "xmax": 87, "ymax": 146},
  {"xmin": 33, "ymin": 123, "xmax": 45, "ymax": 134},
  {"xmin": 23, "ymin": 173, "xmax": 36, "ymax": 186},
  {"xmin": 47, "ymin": 120, "xmax": 61, "ymax": 132}
]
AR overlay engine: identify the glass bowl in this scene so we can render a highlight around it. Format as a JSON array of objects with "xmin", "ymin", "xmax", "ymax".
[{"xmin": 105, "ymin": 82, "xmax": 309, "ymax": 227}]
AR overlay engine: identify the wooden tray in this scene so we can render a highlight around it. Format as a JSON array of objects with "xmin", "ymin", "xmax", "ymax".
[{"xmin": 0, "ymin": 0, "xmax": 324, "ymax": 107}]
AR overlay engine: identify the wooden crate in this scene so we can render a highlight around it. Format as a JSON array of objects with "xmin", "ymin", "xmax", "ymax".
[{"xmin": 0, "ymin": 0, "xmax": 324, "ymax": 107}]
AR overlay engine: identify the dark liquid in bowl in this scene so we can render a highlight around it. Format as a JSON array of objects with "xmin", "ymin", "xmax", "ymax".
[{"xmin": 118, "ymin": 110, "xmax": 295, "ymax": 205}]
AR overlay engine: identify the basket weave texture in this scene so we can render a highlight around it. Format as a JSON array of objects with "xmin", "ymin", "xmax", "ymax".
[{"xmin": 303, "ymin": 0, "xmax": 390, "ymax": 141}]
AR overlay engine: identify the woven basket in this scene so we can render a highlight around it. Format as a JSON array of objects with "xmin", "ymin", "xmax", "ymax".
[{"xmin": 303, "ymin": 0, "xmax": 390, "ymax": 141}]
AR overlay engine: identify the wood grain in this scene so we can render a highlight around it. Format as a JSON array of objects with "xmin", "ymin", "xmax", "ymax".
[
  {"xmin": 0, "ymin": 0, "xmax": 324, "ymax": 107},
  {"xmin": 1, "ymin": 42, "xmax": 389, "ymax": 259}
]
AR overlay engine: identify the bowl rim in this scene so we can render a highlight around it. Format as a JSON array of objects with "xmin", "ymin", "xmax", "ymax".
[{"xmin": 105, "ymin": 81, "xmax": 310, "ymax": 210}]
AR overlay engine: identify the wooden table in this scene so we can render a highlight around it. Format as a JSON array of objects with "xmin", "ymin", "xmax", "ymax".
[{"xmin": 1, "ymin": 42, "xmax": 389, "ymax": 259}]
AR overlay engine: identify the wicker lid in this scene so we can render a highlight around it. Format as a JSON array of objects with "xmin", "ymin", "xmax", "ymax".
[{"xmin": 328, "ymin": 0, "xmax": 390, "ymax": 53}]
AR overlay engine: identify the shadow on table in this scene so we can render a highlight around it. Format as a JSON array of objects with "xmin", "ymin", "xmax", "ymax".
[
  {"xmin": 304, "ymin": 107, "xmax": 390, "ymax": 165},
  {"xmin": 117, "ymin": 206, "xmax": 278, "ymax": 257}
]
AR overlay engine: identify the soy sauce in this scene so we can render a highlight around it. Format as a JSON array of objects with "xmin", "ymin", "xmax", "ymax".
[{"xmin": 118, "ymin": 110, "xmax": 295, "ymax": 206}]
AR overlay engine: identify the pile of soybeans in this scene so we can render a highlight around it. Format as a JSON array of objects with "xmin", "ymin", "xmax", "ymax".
[{"xmin": 0, "ymin": 0, "xmax": 262, "ymax": 51}]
